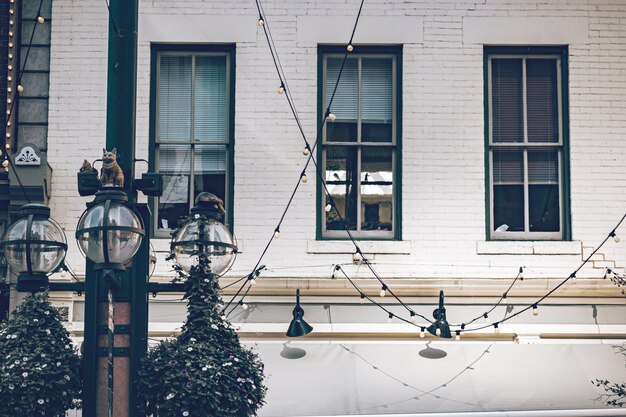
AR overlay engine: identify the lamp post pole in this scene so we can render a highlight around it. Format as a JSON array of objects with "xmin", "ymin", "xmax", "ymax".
[{"xmin": 82, "ymin": 1, "xmax": 145, "ymax": 417}]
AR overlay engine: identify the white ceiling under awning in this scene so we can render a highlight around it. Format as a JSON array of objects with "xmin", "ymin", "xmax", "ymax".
[{"xmin": 248, "ymin": 341, "xmax": 626, "ymax": 417}]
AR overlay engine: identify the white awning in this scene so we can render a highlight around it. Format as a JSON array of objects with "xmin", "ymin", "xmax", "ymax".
[{"xmin": 249, "ymin": 341, "xmax": 626, "ymax": 417}]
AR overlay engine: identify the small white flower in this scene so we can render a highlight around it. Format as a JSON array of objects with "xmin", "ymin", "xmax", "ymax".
[
  {"xmin": 11, "ymin": 334, "xmax": 17, "ymax": 339},
  {"xmin": 248, "ymin": 399, "xmax": 253, "ymax": 404},
  {"xmin": 42, "ymin": 364, "xmax": 47, "ymax": 368},
  {"xmin": 22, "ymin": 372, "xmax": 28, "ymax": 377},
  {"xmin": 41, "ymin": 353, "xmax": 46, "ymax": 357},
  {"xmin": 62, "ymin": 392, "xmax": 67, "ymax": 396},
  {"xmin": 234, "ymin": 358, "xmax": 239, "ymax": 362},
  {"xmin": 37, "ymin": 399, "xmax": 44, "ymax": 405},
  {"xmin": 211, "ymin": 324, "xmax": 218, "ymax": 330},
  {"xmin": 8, "ymin": 384, "xmax": 14, "ymax": 390},
  {"xmin": 33, "ymin": 319, "xmax": 38, "ymax": 323},
  {"xmin": 187, "ymin": 347, "xmax": 193, "ymax": 352},
  {"xmin": 56, "ymin": 362, "xmax": 61, "ymax": 367},
  {"xmin": 202, "ymin": 366, "xmax": 208, "ymax": 371},
  {"xmin": 183, "ymin": 412, "xmax": 190, "ymax": 416},
  {"xmin": 44, "ymin": 311, "xmax": 50, "ymax": 315},
  {"xmin": 190, "ymin": 338, "xmax": 196, "ymax": 342},
  {"xmin": 46, "ymin": 330, "xmax": 51, "ymax": 335},
  {"xmin": 64, "ymin": 375, "xmax": 70, "ymax": 381},
  {"xmin": 166, "ymin": 393, "xmax": 175, "ymax": 400}
]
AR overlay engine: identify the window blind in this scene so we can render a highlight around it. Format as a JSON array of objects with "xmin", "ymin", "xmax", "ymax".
[
  {"xmin": 491, "ymin": 59, "xmax": 523, "ymax": 143},
  {"xmin": 493, "ymin": 148, "xmax": 523, "ymax": 184},
  {"xmin": 194, "ymin": 145, "xmax": 227, "ymax": 173},
  {"xmin": 527, "ymin": 59, "xmax": 559, "ymax": 143},
  {"xmin": 361, "ymin": 58, "xmax": 393, "ymax": 123},
  {"xmin": 158, "ymin": 145, "xmax": 191, "ymax": 173},
  {"xmin": 326, "ymin": 57, "xmax": 358, "ymax": 121},
  {"xmin": 158, "ymin": 56, "xmax": 192, "ymax": 142},
  {"xmin": 528, "ymin": 148, "xmax": 558, "ymax": 184},
  {"xmin": 194, "ymin": 56, "xmax": 228, "ymax": 142}
]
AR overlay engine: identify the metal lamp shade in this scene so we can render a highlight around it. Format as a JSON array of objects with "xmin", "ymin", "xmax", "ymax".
[
  {"xmin": 286, "ymin": 289, "xmax": 313, "ymax": 337},
  {"xmin": 427, "ymin": 290, "xmax": 452, "ymax": 339},
  {"xmin": 75, "ymin": 189, "xmax": 144, "ymax": 271},
  {"xmin": 0, "ymin": 204, "xmax": 67, "ymax": 290}
]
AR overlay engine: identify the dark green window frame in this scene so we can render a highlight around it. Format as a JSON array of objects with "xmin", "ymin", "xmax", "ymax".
[
  {"xmin": 316, "ymin": 45, "xmax": 402, "ymax": 241},
  {"xmin": 149, "ymin": 44, "xmax": 236, "ymax": 238},
  {"xmin": 484, "ymin": 46, "xmax": 571, "ymax": 241}
]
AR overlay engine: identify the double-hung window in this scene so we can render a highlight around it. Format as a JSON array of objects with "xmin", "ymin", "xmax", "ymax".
[
  {"xmin": 152, "ymin": 46, "xmax": 234, "ymax": 236},
  {"xmin": 486, "ymin": 46, "xmax": 570, "ymax": 240},
  {"xmin": 319, "ymin": 46, "xmax": 401, "ymax": 239}
]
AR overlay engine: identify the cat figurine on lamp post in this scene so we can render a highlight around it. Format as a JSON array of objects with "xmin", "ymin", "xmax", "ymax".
[{"xmin": 100, "ymin": 148, "xmax": 124, "ymax": 188}]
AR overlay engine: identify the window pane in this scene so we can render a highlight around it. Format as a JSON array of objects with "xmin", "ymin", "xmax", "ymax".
[
  {"xmin": 361, "ymin": 147, "xmax": 393, "ymax": 231},
  {"xmin": 491, "ymin": 59, "xmax": 523, "ymax": 143},
  {"xmin": 492, "ymin": 148, "xmax": 523, "ymax": 184},
  {"xmin": 327, "ymin": 121, "xmax": 357, "ymax": 143},
  {"xmin": 362, "ymin": 58, "xmax": 393, "ymax": 143},
  {"xmin": 529, "ymin": 185, "xmax": 560, "ymax": 232},
  {"xmin": 326, "ymin": 57, "xmax": 358, "ymax": 121},
  {"xmin": 527, "ymin": 59, "xmax": 559, "ymax": 143},
  {"xmin": 193, "ymin": 144, "xmax": 227, "ymax": 208},
  {"xmin": 194, "ymin": 56, "xmax": 228, "ymax": 142},
  {"xmin": 494, "ymin": 185, "xmax": 524, "ymax": 232},
  {"xmin": 158, "ymin": 144, "xmax": 192, "ymax": 231},
  {"xmin": 325, "ymin": 146, "xmax": 358, "ymax": 231},
  {"xmin": 528, "ymin": 148, "xmax": 558, "ymax": 184},
  {"xmin": 158, "ymin": 55, "xmax": 192, "ymax": 142}
]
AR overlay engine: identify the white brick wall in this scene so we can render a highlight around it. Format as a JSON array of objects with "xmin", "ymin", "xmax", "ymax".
[{"xmin": 47, "ymin": 0, "xmax": 626, "ymax": 284}]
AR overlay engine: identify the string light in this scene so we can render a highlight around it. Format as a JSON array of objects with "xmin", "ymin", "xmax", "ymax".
[
  {"xmin": 610, "ymin": 230, "xmax": 621, "ymax": 243},
  {"xmin": 570, "ymin": 272, "xmax": 576, "ymax": 284},
  {"xmin": 6, "ymin": 143, "xmax": 10, "ymax": 150},
  {"xmin": 494, "ymin": 323, "xmax": 500, "ymax": 333},
  {"xmin": 277, "ymin": 83, "xmax": 285, "ymax": 94},
  {"xmin": 300, "ymin": 172, "xmax": 307, "ymax": 183},
  {"xmin": 455, "ymin": 330, "xmax": 461, "ymax": 341},
  {"xmin": 328, "ymin": 113, "xmax": 336, "ymax": 121},
  {"xmin": 379, "ymin": 285, "xmax": 387, "ymax": 297},
  {"xmin": 2, "ymin": 160, "xmax": 9, "ymax": 168},
  {"xmin": 325, "ymin": 204, "xmax": 332, "ymax": 212},
  {"xmin": 273, "ymin": 228, "xmax": 280, "ymax": 239},
  {"xmin": 532, "ymin": 304, "xmax": 539, "ymax": 316},
  {"xmin": 483, "ymin": 313, "xmax": 489, "ymax": 323},
  {"xmin": 257, "ymin": 15, "xmax": 264, "ymax": 27},
  {"xmin": 420, "ymin": 327, "xmax": 425, "ymax": 338},
  {"xmin": 17, "ymin": 85, "xmax": 23, "ymax": 93},
  {"xmin": 359, "ymin": 293, "xmax": 365, "ymax": 304},
  {"xmin": 37, "ymin": 16, "xmax": 45, "ymax": 24},
  {"xmin": 302, "ymin": 146, "xmax": 310, "ymax": 156},
  {"xmin": 387, "ymin": 312, "xmax": 393, "ymax": 323},
  {"xmin": 347, "ymin": 44, "xmax": 353, "ymax": 52},
  {"xmin": 519, "ymin": 266, "xmax": 524, "ymax": 281},
  {"xmin": 502, "ymin": 293, "xmax": 508, "ymax": 304},
  {"xmin": 9, "ymin": 8, "xmax": 13, "ymax": 14},
  {"xmin": 60, "ymin": 270, "xmax": 67, "ymax": 278},
  {"xmin": 410, "ymin": 311, "xmax": 416, "ymax": 323},
  {"xmin": 239, "ymin": 301, "xmax": 249, "ymax": 310}
]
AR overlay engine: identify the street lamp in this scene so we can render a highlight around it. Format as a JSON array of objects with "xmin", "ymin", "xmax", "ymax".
[
  {"xmin": 0, "ymin": 204, "xmax": 67, "ymax": 291},
  {"xmin": 75, "ymin": 189, "xmax": 144, "ymax": 272},
  {"xmin": 170, "ymin": 192, "xmax": 237, "ymax": 276}
]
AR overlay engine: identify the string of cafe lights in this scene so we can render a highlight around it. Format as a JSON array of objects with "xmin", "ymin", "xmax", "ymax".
[
  {"xmin": 4, "ymin": 0, "xmax": 46, "ymax": 203},
  {"xmin": 223, "ymin": 3, "xmax": 626, "ymax": 333},
  {"xmin": 226, "ymin": 0, "xmax": 437, "ymax": 325}
]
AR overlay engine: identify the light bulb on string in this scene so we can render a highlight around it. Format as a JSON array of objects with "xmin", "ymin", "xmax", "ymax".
[
  {"xmin": 6, "ymin": 98, "xmax": 11, "ymax": 104},
  {"xmin": 60, "ymin": 270, "xmax": 67, "ymax": 278},
  {"xmin": 302, "ymin": 146, "xmax": 310, "ymax": 156},
  {"xmin": 455, "ymin": 330, "xmax": 461, "ymax": 341},
  {"xmin": 6, "ymin": 132, "xmax": 10, "ymax": 138},
  {"xmin": 7, "ymin": 87, "xmax": 11, "ymax": 93},
  {"xmin": 9, "ymin": 31, "xmax": 13, "ymax": 37},
  {"xmin": 273, "ymin": 228, "xmax": 280, "ymax": 239},
  {"xmin": 325, "ymin": 204, "xmax": 332, "ymax": 212},
  {"xmin": 532, "ymin": 304, "xmax": 539, "ymax": 316},
  {"xmin": 502, "ymin": 294, "xmax": 508, "ymax": 304},
  {"xmin": 257, "ymin": 16, "xmax": 264, "ymax": 27},
  {"xmin": 387, "ymin": 312, "xmax": 393, "ymax": 323},
  {"xmin": 7, "ymin": 76, "xmax": 12, "ymax": 82},
  {"xmin": 410, "ymin": 311, "xmax": 416, "ymax": 323},
  {"xmin": 379, "ymin": 285, "xmax": 387, "ymax": 297},
  {"xmin": 494, "ymin": 323, "xmax": 500, "ymax": 334},
  {"xmin": 240, "ymin": 301, "xmax": 249, "ymax": 310},
  {"xmin": 359, "ymin": 293, "xmax": 365, "ymax": 304},
  {"xmin": 300, "ymin": 172, "xmax": 307, "ymax": 183},
  {"xmin": 9, "ymin": 8, "xmax": 13, "ymax": 14},
  {"xmin": 9, "ymin": 20, "xmax": 13, "ymax": 26},
  {"xmin": 5, "ymin": 143, "xmax": 10, "ymax": 150},
  {"xmin": 347, "ymin": 44, "xmax": 353, "ymax": 52},
  {"xmin": 7, "ymin": 65, "xmax": 12, "ymax": 71},
  {"xmin": 419, "ymin": 327, "xmax": 425, "ymax": 338},
  {"xmin": 8, "ymin": 42, "xmax": 12, "ymax": 48},
  {"xmin": 570, "ymin": 272, "xmax": 576, "ymax": 284},
  {"xmin": 610, "ymin": 230, "xmax": 621, "ymax": 243},
  {"xmin": 249, "ymin": 277, "xmax": 257, "ymax": 286},
  {"xmin": 277, "ymin": 83, "xmax": 285, "ymax": 94},
  {"xmin": 37, "ymin": 16, "xmax": 45, "ymax": 24},
  {"xmin": 328, "ymin": 113, "xmax": 336, "ymax": 122},
  {"xmin": 2, "ymin": 160, "xmax": 9, "ymax": 168},
  {"xmin": 519, "ymin": 266, "xmax": 524, "ymax": 281},
  {"xmin": 17, "ymin": 85, "xmax": 23, "ymax": 93},
  {"xmin": 483, "ymin": 313, "xmax": 489, "ymax": 323}
]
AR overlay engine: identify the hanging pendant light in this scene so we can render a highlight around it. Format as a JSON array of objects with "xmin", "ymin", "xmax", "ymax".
[{"xmin": 286, "ymin": 289, "xmax": 313, "ymax": 337}]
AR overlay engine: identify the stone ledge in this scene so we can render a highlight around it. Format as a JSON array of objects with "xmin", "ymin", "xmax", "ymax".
[
  {"xmin": 476, "ymin": 241, "xmax": 582, "ymax": 256},
  {"xmin": 307, "ymin": 240, "xmax": 412, "ymax": 255}
]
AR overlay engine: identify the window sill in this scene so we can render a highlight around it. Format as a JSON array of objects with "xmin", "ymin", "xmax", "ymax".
[
  {"xmin": 476, "ymin": 240, "xmax": 581, "ymax": 255},
  {"xmin": 307, "ymin": 240, "xmax": 411, "ymax": 255}
]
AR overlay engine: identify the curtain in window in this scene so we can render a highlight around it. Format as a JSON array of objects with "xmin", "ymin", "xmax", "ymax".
[{"xmin": 158, "ymin": 56, "xmax": 192, "ymax": 141}]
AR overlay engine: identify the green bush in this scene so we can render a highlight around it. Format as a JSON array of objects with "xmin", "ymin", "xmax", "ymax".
[
  {"xmin": 0, "ymin": 292, "xmax": 82, "ymax": 416},
  {"xmin": 138, "ymin": 253, "xmax": 267, "ymax": 416}
]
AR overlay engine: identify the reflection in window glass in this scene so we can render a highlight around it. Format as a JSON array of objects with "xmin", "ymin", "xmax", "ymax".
[
  {"xmin": 326, "ymin": 146, "xmax": 358, "ymax": 230},
  {"xmin": 361, "ymin": 147, "xmax": 393, "ymax": 231}
]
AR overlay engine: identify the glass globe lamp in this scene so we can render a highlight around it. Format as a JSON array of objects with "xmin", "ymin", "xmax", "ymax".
[
  {"xmin": 0, "ymin": 204, "xmax": 67, "ymax": 290},
  {"xmin": 170, "ymin": 192, "xmax": 237, "ymax": 276},
  {"xmin": 75, "ymin": 189, "xmax": 144, "ymax": 271}
]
